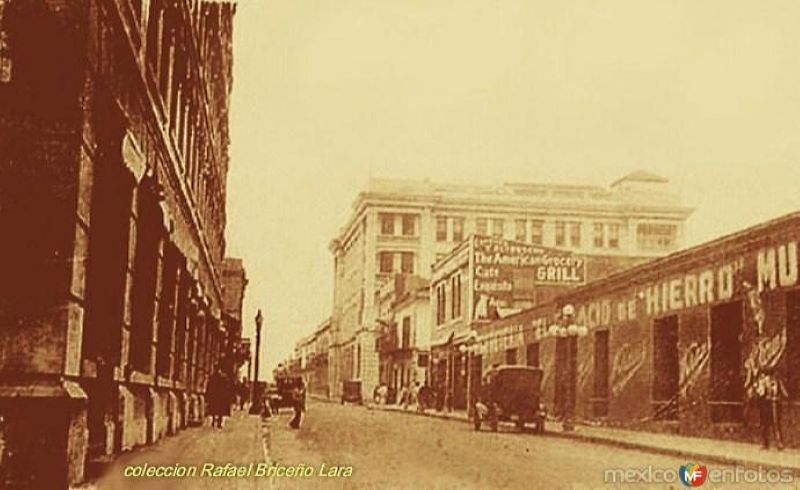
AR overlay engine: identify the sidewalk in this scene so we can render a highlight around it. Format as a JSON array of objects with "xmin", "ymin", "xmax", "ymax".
[
  {"xmin": 77, "ymin": 409, "xmax": 271, "ymax": 490},
  {"xmin": 357, "ymin": 400, "xmax": 800, "ymax": 475}
]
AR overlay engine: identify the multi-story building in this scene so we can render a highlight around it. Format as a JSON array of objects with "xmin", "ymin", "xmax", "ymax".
[
  {"xmin": 376, "ymin": 274, "xmax": 431, "ymax": 402},
  {"xmin": 0, "ymin": 1, "xmax": 237, "ymax": 487},
  {"xmin": 221, "ymin": 258, "xmax": 249, "ymax": 378},
  {"xmin": 329, "ymin": 172, "xmax": 693, "ymax": 401},
  {"xmin": 291, "ymin": 318, "xmax": 332, "ymax": 398}
]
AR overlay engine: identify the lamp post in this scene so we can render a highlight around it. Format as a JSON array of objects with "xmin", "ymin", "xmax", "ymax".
[
  {"xmin": 249, "ymin": 309, "xmax": 264, "ymax": 414},
  {"xmin": 459, "ymin": 330, "xmax": 479, "ymax": 417},
  {"xmin": 547, "ymin": 305, "xmax": 587, "ymax": 432}
]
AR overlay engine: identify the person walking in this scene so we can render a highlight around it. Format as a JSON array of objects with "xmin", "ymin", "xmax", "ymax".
[
  {"xmin": 756, "ymin": 367, "xmax": 787, "ymax": 450},
  {"xmin": 288, "ymin": 379, "xmax": 306, "ymax": 429},
  {"xmin": 206, "ymin": 366, "xmax": 233, "ymax": 428}
]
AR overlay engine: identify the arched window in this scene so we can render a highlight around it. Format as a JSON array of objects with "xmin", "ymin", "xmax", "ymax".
[{"xmin": 0, "ymin": 0, "xmax": 11, "ymax": 83}]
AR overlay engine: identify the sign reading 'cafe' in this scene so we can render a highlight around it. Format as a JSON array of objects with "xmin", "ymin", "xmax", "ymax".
[{"xmin": 471, "ymin": 237, "xmax": 586, "ymax": 320}]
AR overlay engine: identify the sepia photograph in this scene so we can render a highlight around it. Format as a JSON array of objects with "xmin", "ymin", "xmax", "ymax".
[{"xmin": 1, "ymin": 0, "xmax": 800, "ymax": 488}]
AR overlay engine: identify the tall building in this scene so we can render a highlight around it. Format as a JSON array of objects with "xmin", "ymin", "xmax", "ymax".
[
  {"xmin": 0, "ymin": 0, "xmax": 238, "ymax": 486},
  {"xmin": 328, "ymin": 173, "xmax": 693, "ymax": 400}
]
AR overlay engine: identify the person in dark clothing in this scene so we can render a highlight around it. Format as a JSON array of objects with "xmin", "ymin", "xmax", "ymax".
[
  {"xmin": 288, "ymin": 380, "xmax": 306, "ymax": 429},
  {"xmin": 206, "ymin": 367, "xmax": 233, "ymax": 428},
  {"xmin": 756, "ymin": 368, "xmax": 787, "ymax": 449}
]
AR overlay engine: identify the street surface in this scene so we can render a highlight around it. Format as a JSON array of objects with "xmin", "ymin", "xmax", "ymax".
[
  {"xmin": 266, "ymin": 400, "xmax": 794, "ymax": 489},
  {"xmin": 83, "ymin": 400, "xmax": 798, "ymax": 489}
]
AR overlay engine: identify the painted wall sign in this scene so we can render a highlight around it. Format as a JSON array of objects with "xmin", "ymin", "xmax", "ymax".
[{"xmin": 472, "ymin": 237, "xmax": 585, "ymax": 319}]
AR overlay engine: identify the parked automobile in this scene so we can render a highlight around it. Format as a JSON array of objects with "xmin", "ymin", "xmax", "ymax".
[
  {"xmin": 272, "ymin": 376, "xmax": 304, "ymax": 413},
  {"xmin": 341, "ymin": 379, "xmax": 363, "ymax": 404},
  {"xmin": 473, "ymin": 365, "xmax": 546, "ymax": 433}
]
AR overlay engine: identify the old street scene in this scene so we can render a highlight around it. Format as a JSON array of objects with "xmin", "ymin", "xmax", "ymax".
[{"xmin": 2, "ymin": 1, "xmax": 800, "ymax": 489}]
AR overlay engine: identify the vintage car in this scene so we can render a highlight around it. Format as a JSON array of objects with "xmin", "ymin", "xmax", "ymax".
[
  {"xmin": 341, "ymin": 379, "xmax": 363, "ymax": 405},
  {"xmin": 272, "ymin": 376, "xmax": 304, "ymax": 413},
  {"xmin": 473, "ymin": 365, "xmax": 546, "ymax": 433}
]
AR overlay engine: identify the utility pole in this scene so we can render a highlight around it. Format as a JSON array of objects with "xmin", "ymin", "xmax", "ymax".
[{"xmin": 249, "ymin": 309, "xmax": 263, "ymax": 414}]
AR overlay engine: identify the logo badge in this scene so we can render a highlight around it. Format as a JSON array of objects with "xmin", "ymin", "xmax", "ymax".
[{"xmin": 679, "ymin": 463, "xmax": 708, "ymax": 487}]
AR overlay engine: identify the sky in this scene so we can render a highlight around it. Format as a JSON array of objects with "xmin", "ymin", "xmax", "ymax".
[{"xmin": 223, "ymin": 0, "xmax": 800, "ymax": 380}]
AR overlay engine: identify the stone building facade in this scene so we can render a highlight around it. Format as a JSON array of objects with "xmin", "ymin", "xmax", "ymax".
[
  {"xmin": 328, "ymin": 173, "xmax": 693, "ymax": 401},
  {"xmin": 0, "ymin": 0, "xmax": 239, "ymax": 487}
]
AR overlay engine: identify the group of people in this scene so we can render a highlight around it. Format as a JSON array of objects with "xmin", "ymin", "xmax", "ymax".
[
  {"xmin": 373, "ymin": 381, "xmax": 435, "ymax": 412},
  {"xmin": 205, "ymin": 366, "xmax": 307, "ymax": 430}
]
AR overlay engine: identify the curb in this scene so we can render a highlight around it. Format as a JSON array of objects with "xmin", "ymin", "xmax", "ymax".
[{"xmin": 346, "ymin": 400, "xmax": 800, "ymax": 476}]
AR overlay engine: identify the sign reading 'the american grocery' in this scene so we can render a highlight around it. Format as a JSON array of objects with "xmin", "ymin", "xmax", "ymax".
[{"xmin": 473, "ymin": 236, "xmax": 585, "ymax": 296}]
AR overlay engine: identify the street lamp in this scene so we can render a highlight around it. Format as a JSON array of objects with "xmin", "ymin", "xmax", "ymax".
[
  {"xmin": 249, "ymin": 309, "xmax": 264, "ymax": 414},
  {"xmin": 548, "ymin": 304, "xmax": 587, "ymax": 432},
  {"xmin": 459, "ymin": 330, "xmax": 479, "ymax": 417}
]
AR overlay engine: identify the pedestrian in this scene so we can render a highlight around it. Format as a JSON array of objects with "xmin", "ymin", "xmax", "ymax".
[
  {"xmin": 206, "ymin": 366, "xmax": 233, "ymax": 428},
  {"xmin": 288, "ymin": 379, "xmax": 306, "ymax": 429},
  {"xmin": 238, "ymin": 377, "xmax": 249, "ymax": 411},
  {"xmin": 398, "ymin": 384, "xmax": 409, "ymax": 409},
  {"xmin": 756, "ymin": 367, "xmax": 787, "ymax": 450}
]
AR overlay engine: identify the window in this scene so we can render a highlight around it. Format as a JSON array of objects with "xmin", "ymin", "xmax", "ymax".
[
  {"xmin": 637, "ymin": 223, "xmax": 677, "ymax": 251},
  {"xmin": 401, "ymin": 317, "xmax": 411, "ymax": 349},
  {"xmin": 526, "ymin": 343, "xmax": 540, "ymax": 367},
  {"xmin": 608, "ymin": 223, "xmax": 620, "ymax": 249},
  {"xmin": 593, "ymin": 222, "xmax": 605, "ymax": 248},
  {"xmin": 709, "ymin": 301, "xmax": 744, "ymax": 422},
  {"xmin": 451, "ymin": 275, "xmax": 461, "ymax": 319},
  {"xmin": 379, "ymin": 251, "xmax": 393, "ymax": 273},
  {"xmin": 530, "ymin": 220, "xmax": 544, "ymax": 245},
  {"xmin": 436, "ymin": 284, "xmax": 446, "ymax": 325},
  {"xmin": 0, "ymin": 0, "xmax": 11, "ymax": 84},
  {"xmin": 402, "ymin": 214, "xmax": 415, "ymax": 236},
  {"xmin": 492, "ymin": 219, "xmax": 505, "ymax": 238},
  {"xmin": 417, "ymin": 353, "xmax": 429, "ymax": 368},
  {"xmin": 435, "ymin": 216, "xmax": 447, "ymax": 242},
  {"xmin": 505, "ymin": 348, "xmax": 517, "ymax": 365},
  {"xmin": 476, "ymin": 218, "xmax": 488, "ymax": 236},
  {"xmin": 400, "ymin": 252, "xmax": 414, "ymax": 274},
  {"xmin": 555, "ymin": 222, "xmax": 566, "ymax": 246},
  {"xmin": 569, "ymin": 222, "xmax": 581, "ymax": 247},
  {"xmin": 515, "ymin": 219, "xmax": 527, "ymax": 242},
  {"xmin": 452, "ymin": 217, "xmax": 465, "ymax": 242},
  {"xmin": 380, "ymin": 213, "xmax": 395, "ymax": 235}
]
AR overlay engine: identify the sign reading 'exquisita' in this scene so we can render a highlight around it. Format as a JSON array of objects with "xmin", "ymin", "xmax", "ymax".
[{"xmin": 472, "ymin": 237, "xmax": 586, "ymax": 294}]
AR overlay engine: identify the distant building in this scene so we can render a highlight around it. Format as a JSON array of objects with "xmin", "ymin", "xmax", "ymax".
[
  {"xmin": 375, "ymin": 275, "xmax": 431, "ymax": 402},
  {"xmin": 328, "ymin": 173, "xmax": 694, "ymax": 401}
]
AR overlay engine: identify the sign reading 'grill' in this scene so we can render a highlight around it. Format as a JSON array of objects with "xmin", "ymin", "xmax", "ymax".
[{"xmin": 468, "ymin": 237, "xmax": 584, "ymax": 320}]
